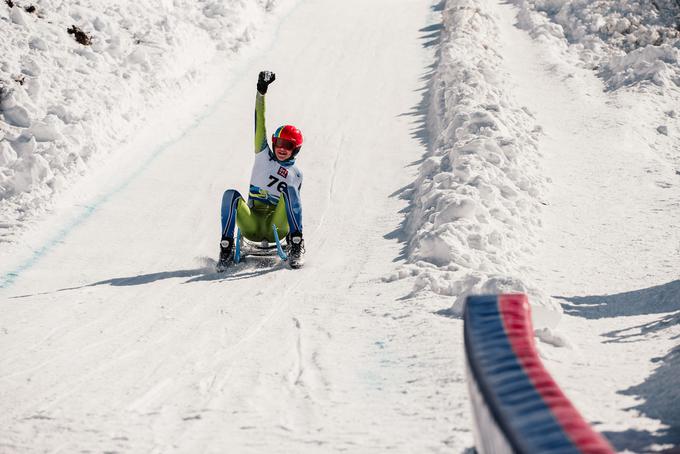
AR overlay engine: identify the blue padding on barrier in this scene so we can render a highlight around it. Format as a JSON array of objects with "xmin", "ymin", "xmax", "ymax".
[{"xmin": 464, "ymin": 295, "xmax": 581, "ymax": 454}]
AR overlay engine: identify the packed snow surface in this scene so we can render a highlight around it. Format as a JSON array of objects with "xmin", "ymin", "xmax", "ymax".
[{"xmin": 1, "ymin": 0, "xmax": 680, "ymax": 451}]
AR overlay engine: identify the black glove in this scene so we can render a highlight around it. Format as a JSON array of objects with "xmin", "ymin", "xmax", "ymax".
[{"xmin": 257, "ymin": 71, "xmax": 276, "ymax": 95}]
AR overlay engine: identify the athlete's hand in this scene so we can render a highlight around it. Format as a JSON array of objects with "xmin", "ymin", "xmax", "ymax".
[{"xmin": 257, "ymin": 71, "xmax": 276, "ymax": 94}]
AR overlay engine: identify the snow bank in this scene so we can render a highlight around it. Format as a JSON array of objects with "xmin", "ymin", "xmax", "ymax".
[
  {"xmin": 511, "ymin": 0, "xmax": 680, "ymax": 90},
  {"xmin": 0, "ymin": 0, "xmax": 288, "ymax": 234},
  {"xmin": 388, "ymin": 0, "xmax": 561, "ymax": 328}
]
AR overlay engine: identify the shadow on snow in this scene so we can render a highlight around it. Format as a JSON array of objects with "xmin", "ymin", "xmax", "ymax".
[
  {"xmin": 83, "ymin": 258, "xmax": 283, "ymax": 287},
  {"xmin": 604, "ymin": 343, "xmax": 680, "ymax": 453},
  {"xmin": 9, "ymin": 257, "xmax": 283, "ymax": 299},
  {"xmin": 557, "ymin": 280, "xmax": 680, "ymax": 451},
  {"xmin": 557, "ymin": 279, "xmax": 680, "ymax": 320}
]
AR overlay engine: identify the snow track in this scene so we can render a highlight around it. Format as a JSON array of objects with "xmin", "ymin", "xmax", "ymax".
[
  {"xmin": 0, "ymin": 0, "xmax": 472, "ymax": 452},
  {"xmin": 3, "ymin": 0, "xmax": 679, "ymax": 451}
]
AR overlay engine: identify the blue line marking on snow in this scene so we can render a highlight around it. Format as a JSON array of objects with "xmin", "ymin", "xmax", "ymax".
[
  {"xmin": 0, "ymin": 203, "xmax": 97, "ymax": 289},
  {"xmin": 0, "ymin": 1, "xmax": 306, "ymax": 290},
  {"xmin": 0, "ymin": 127, "xmax": 192, "ymax": 289}
]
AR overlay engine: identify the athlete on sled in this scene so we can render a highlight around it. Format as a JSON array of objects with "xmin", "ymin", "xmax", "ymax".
[{"xmin": 217, "ymin": 71, "xmax": 305, "ymax": 270}]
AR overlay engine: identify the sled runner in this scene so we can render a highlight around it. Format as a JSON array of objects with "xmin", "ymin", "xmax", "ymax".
[
  {"xmin": 216, "ymin": 224, "xmax": 302, "ymax": 272},
  {"xmin": 234, "ymin": 225, "xmax": 288, "ymax": 263}
]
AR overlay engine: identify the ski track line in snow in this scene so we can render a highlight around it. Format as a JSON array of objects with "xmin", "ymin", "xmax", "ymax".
[
  {"xmin": 0, "ymin": 0, "xmax": 306, "ymax": 291},
  {"xmin": 196, "ymin": 224, "xmax": 359, "ymax": 410},
  {"xmin": 209, "ymin": 277, "xmax": 305, "ymax": 387},
  {"xmin": 314, "ymin": 137, "xmax": 343, "ymax": 234}
]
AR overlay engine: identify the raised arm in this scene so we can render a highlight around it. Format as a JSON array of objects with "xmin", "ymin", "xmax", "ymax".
[{"xmin": 254, "ymin": 71, "xmax": 275, "ymax": 154}]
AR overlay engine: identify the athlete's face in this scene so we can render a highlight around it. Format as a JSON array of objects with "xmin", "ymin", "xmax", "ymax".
[
  {"xmin": 273, "ymin": 137, "xmax": 296, "ymax": 161},
  {"xmin": 274, "ymin": 145, "xmax": 294, "ymax": 161}
]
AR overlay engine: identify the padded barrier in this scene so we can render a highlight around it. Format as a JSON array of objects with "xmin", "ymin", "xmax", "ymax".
[{"xmin": 464, "ymin": 294, "xmax": 614, "ymax": 454}]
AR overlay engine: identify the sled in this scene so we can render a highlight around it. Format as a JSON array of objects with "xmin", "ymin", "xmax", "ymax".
[{"xmin": 233, "ymin": 224, "xmax": 288, "ymax": 264}]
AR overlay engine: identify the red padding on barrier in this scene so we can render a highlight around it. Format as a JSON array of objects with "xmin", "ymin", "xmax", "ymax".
[{"xmin": 498, "ymin": 294, "xmax": 615, "ymax": 454}]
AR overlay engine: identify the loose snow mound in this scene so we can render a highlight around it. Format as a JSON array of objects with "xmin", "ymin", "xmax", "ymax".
[
  {"xmin": 512, "ymin": 0, "xmax": 680, "ymax": 90},
  {"xmin": 389, "ymin": 0, "xmax": 561, "ymax": 329},
  {"xmin": 0, "ymin": 0, "xmax": 286, "ymax": 235}
]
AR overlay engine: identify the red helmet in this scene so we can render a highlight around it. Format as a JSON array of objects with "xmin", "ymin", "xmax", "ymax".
[{"xmin": 272, "ymin": 125, "xmax": 303, "ymax": 159}]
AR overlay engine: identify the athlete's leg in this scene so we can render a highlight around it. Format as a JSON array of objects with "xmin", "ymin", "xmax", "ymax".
[
  {"xmin": 235, "ymin": 199, "xmax": 264, "ymax": 240},
  {"xmin": 279, "ymin": 186, "xmax": 305, "ymax": 267},
  {"xmin": 220, "ymin": 189, "xmax": 243, "ymax": 239},
  {"xmin": 280, "ymin": 185, "xmax": 303, "ymax": 234},
  {"xmin": 271, "ymin": 197, "xmax": 291, "ymax": 240}
]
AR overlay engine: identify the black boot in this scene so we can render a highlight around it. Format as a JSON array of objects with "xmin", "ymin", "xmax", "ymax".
[
  {"xmin": 216, "ymin": 237, "xmax": 234, "ymax": 272},
  {"xmin": 288, "ymin": 232, "xmax": 305, "ymax": 269}
]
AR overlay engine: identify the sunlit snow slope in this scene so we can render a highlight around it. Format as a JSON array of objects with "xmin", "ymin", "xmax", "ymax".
[
  {"xmin": 3, "ymin": 0, "xmax": 680, "ymax": 452},
  {"xmin": 0, "ymin": 0, "xmax": 473, "ymax": 452}
]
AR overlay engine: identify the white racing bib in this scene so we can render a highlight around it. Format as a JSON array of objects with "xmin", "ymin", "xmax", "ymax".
[{"xmin": 249, "ymin": 149, "xmax": 303, "ymax": 205}]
